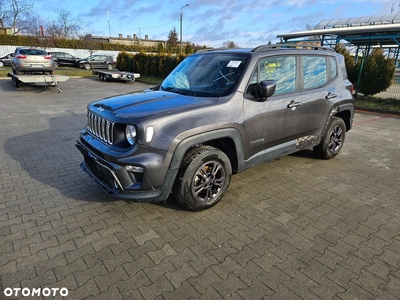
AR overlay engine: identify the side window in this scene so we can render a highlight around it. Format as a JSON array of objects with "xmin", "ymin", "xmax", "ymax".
[
  {"xmin": 328, "ymin": 57, "xmax": 338, "ymax": 79},
  {"xmin": 302, "ymin": 56, "xmax": 327, "ymax": 89},
  {"xmin": 245, "ymin": 55, "xmax": 297, "ymax": 98}
]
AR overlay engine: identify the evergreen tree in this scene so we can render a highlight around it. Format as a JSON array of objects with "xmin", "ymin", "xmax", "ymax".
[{"xmin": 167, "ymin": 27, "xmax": 179, "ymax": 48}]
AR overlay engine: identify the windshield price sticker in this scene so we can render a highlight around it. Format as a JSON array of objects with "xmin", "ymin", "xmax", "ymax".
[{"xmin": 227, "ymin": 60, "xmax": 242, "ymax": 68}]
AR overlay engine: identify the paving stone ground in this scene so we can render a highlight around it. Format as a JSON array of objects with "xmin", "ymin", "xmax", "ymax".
[{"xmin": 0, "ymin": 77, "xmax": 399, "ymax": 300}]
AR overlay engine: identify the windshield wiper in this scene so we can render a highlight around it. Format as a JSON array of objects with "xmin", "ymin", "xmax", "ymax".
[
  {"xmin": 161, "ymin": 86, "xmax": 192, "ymax": 96},
  {"xmin": 161, "ymin": 86, "xmax": 174, "ymax": 91}
]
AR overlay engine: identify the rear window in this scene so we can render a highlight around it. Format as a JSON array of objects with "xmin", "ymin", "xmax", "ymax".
[{"xmin": 19, "ymin": 49, "xmax": 48, "ymax": 56}]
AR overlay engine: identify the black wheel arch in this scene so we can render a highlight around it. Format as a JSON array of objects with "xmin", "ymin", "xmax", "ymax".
[
  {"xmin": 169, "ymin": 128, "xmax": 243, "ymax": 175},
  {"xmin": 334, "ymin": 109, "xmax": 352, "ymax": 132}
]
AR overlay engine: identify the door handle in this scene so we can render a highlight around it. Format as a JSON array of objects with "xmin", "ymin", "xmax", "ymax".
[
  {"xmin": 325, "ymin": 92, "xmax": 337, "ymax": 99},
  {"xmin": 287, "ymin": 101, "xmax": 302, "ymax": 108}
]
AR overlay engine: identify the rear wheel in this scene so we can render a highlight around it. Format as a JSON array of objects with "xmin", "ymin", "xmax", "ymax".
[
  {"xmin": 0, "ymin": 61, "xmax": 4, "ymax": 67},
  {"xmin": 12, "ymin": 76, "xmax": 20, "ymax": 88},
  {"xmin": 53, "ymin": 61, "xmax": 59, "ymax": 68},
  {"xmin": 173, "ymin": 145, "xmax": 232, "ymax": 211},
  {"xmin": 83, "ymin": 63, "xmax": 91, "ymax": 70},
  {"xmin": 313, "ymin": 117, "xmax": 346, "ymax": 159}
]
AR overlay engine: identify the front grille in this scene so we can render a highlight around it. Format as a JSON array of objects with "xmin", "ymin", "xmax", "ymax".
[{"xmin": 87, "ymin": 111, "xmax": 114, "ymax": 144}]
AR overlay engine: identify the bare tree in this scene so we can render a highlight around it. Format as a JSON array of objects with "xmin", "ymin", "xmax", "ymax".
[
  {"xmin": 4, "ymin": 0, "xmax": 37, "ymax": 34},
  {"xmin": 222, "ymin": 40, "xmax": 238, "ymax": 48},
  {"xmin": 0, "ymin": 0, "xmax": 8, "ymax": 28},
  {"xmin": 46, "ymin": 9, "xmax": 81, "ymax": 38}
]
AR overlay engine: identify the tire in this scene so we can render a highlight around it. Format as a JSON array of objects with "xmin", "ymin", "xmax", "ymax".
[
  {"xmin": 173, "ymin": 145, "xmax": 232, "ymax": 211},
  {"xmin": 53, "ymin": 61, "xmax": 59, "ymax": 68},
  {"xmin": 12, "ymin": 76, "xmax": 20, "ymax": 88},
  {"xmin": 0, "ymin": 61, "xmax": 4, "ymax": 67},
  {"xmin": 12, "ymin": 67, "xmax": 20, "ymax": 75},
  {"xmin": 83, "ymin": 63, "xmax": 91, "ymax": 70},
  {"xmin": 313, "ymin": 117, "xmax": 346, "ymax": 159},
  {"xmin": 102, "ymin": 74, "xmax": 107, "ymax": 82},
  {"xmin": 107, "ymin": 64, "xmax": 113, "ymax": 70}
]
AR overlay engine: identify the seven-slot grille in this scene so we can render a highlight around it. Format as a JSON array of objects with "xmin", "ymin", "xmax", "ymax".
[{"xmin": 87, "ymin": 111, "xmax": 114, "ymax": 144}]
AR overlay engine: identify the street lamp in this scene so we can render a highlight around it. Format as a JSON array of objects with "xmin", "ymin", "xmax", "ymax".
[{"xmin": 180, "ymin": 4, "xmax": 189, "ymax": 54}]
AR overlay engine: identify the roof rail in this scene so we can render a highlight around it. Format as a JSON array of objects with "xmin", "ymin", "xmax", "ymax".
[
  {"xmin": 251, "ymin": 44, "xmax": 335, "ymax": 52},
  {"xmin": 196, "ymin": 48, "xmax": 227, "ymax": 53}
]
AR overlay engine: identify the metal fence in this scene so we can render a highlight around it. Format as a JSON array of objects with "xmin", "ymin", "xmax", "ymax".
[{"xmin": 373, "ymin": 69, "xmax": 400, "ymax": 100}]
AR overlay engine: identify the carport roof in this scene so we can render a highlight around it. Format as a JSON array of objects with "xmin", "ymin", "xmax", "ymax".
[{"xmin": 277, "ymin": 14, "xmax": 400, "ymax": 47}]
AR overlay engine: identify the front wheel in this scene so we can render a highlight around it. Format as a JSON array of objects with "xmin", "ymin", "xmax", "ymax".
[
  {"xmin": 83, "ymin": 63, "xmax": 91, "ymax": 70},
  {"xmin": 107, "ymin": 64, "xmax": 113, "ymax": 70},
  {"xmin": 173, "ymin": 145, "xmax": 232, "ymax": 211},
  {"xmin": 313, "ymin": 117, "xmax": 346, "ymax": 159},
  {"xmin": 0, "ymin": 61, "xmax": 4, "ymax": 67}
]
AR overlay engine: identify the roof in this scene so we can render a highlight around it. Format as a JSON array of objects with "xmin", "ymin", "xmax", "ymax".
[
  {"xmin": 316, "ymin": 14, "xmax": 400, "ymax": 28},
  {"xmin": 277, "ymin": 14, "xmax": 400, "ymax": 47}
]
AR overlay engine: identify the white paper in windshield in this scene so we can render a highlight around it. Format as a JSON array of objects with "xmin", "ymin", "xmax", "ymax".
[{"xmin": 227, "ymin": 60, "xmax": 242, "ymax": 68}]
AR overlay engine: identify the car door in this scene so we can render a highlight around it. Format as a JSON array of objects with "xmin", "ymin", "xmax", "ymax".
[
  {"xmin": 98, "ymin": 56, "xmax": 107, "ymax": 68},
  {"xmin": 55, "ymin": 52, "xmax": 65, "ymax": 65},
  {"xmin": 243, "ymin": 55, "xmax": 304, "ymax": 165},
  {"xmin": 4, "ymin": 53, "xmax": 14, "ymax": 65},
  {"xmin": 92, "ymin": 56, "xmax": 102, "ymax": 68},
  {"xmin": 63, "ymin": 53, "xmax": 76, "ymax": 66},
  {"xmin": 300, "ymin": 55, "xmax": 336, "ymax": 137}
]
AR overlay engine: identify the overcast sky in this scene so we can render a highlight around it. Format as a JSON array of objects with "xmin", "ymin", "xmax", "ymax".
[{"xmin": 36, "ymin": 0, "xmax": 396, "ymax": 47}]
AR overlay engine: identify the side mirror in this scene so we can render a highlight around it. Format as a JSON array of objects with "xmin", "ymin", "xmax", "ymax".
[{"xmin": 260, "ymin": 80, "xmax": 276, "ymax": 100}]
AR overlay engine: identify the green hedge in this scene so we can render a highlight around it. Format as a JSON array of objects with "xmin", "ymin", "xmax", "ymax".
[
  {"xmin": 117, "ymin": 51, "xmax": 187, "ymax": 77},
  {"xmin": 0, "ymin": 35, "xmax": 157, "ymax": 52}
]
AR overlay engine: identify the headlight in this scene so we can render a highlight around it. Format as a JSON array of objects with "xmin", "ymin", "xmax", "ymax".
[{"xmin": 125, "ymin": 125, "xmax": 137, "ymax": 145}]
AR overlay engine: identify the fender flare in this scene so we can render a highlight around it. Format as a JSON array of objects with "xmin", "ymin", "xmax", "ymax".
[{"xmin": 169, "ymin": 128, "xmax": 245, "ymax": 171}]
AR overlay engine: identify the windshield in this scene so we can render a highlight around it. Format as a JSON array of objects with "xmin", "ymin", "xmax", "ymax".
[{"xmin": 161, "ymin": 52, "xmax": 248, "ymax": 97}]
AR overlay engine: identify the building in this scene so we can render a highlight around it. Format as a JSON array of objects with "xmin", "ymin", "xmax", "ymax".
[{"xmin": 88, "ymin": 34, "xmax": 189, "ymax": 49}]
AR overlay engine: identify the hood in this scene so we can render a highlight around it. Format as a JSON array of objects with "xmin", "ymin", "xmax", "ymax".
[{"xmin": 88, "ymin": 91, "xmax": 216, "ymax": 123}]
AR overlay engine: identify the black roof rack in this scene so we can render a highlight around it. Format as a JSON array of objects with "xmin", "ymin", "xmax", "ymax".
[{"xmin": 251, "ymin": 44, "xmax": 335, "ymax": 52}]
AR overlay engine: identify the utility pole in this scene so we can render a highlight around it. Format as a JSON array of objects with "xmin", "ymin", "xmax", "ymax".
[
  {"xmin": 180, "ymin": 4, "xmax": 189, "ymax": 54},
  {"xmin": 107, "ymin": 11, "xmax": 111, "ymax": 38}
]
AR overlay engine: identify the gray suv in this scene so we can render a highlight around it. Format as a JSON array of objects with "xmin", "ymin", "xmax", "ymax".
[{"xmin": 76, "ymin": 44, "xmax": 355, "ymax": 210}]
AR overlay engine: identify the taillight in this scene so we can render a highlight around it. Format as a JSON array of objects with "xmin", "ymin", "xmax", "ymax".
[
  {"xmin": 16, "ymin": 55, "xmax": 27, "ymax": 59},
  {"xmin": 44, "ymin": 55, "xmax": 52, "ymax": 60}
]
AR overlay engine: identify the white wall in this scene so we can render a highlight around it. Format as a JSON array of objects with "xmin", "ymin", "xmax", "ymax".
[{"xmin": 0, "ymin": 45, "xmax": 135, "ymax": 58}]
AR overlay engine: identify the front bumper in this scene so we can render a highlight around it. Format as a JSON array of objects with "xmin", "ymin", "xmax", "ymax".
[{"xmin": 75, "ymin": 139, "xmax": 177, "ymax": 203}]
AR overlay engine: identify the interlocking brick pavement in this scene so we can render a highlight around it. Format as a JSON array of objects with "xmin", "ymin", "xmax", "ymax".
[{"xmin": 0, "ymin": 78, "xmax": 399, "ymax": 299}]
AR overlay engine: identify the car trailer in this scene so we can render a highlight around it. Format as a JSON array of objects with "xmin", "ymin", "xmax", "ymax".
[
  {"xmin": 7, "ymin": 72, "xmax": 69, "ymax": 93},
  {"xmin": 92, "ymin": 69, "xmax": 140, "ymax": 83}
]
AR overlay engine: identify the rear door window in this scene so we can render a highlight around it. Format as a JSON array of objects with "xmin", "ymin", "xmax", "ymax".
[{"xmin": 302, "ymin": 56, "xmax": 327, "ymax": 89}]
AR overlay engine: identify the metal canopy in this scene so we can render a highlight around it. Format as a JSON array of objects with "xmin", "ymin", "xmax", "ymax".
[{"xmin": 277, "ymin": 14, "xmax": 400, "ymax": 47}]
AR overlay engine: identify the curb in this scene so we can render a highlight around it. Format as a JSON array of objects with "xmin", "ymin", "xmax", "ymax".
[{"xmin": 356, "ymin": 108, "xmax": 400, "ymax": 117}]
